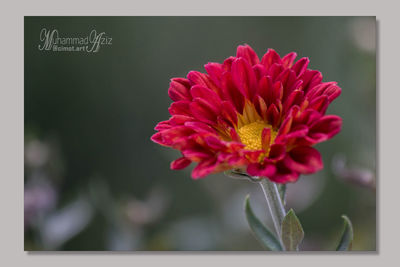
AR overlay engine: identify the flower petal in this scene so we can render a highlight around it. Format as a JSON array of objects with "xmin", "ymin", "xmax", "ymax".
[
  {"xmin": 254, "ymin": 94, "xmax": 268, "ymax": 121},
  {"xmin": 187, "ymin": 71, "xmax": 223, "ymax": 97},
  {"xmin": 281, "ymin": 52, "xmax": 297, "ymax": 68},
  {"xmin": 205, "ymin": 135, "xmax": 226, "ymax": 150},
  {"xmin": 161, "ymin": 126, "xmax": 195, "ymax": 146},
  {"xmin": 306, "ymin": 82, "xmax": 342, "ymax": 103},
  {"xmin": 306, "ymin": 115, "xmax": 342, "ymax": 143},
  {"xmin": 231, "ymin": 58, "xmax": 258, "ymax": 100},
  {"xmin": 191, "ymin": 85, "xmax": 222, "ymax": 109},
  {"xmin": 253, "ymin": 64, "xmax": 267, "ymax": 80},
  {"xmin": 221, "ymin": 101, "xmax": 238, "ymax": 126},
  {"xmin": 151, "ymin": 132, "xmax": 164, "ymax": 145},
  {"xmin": 283, "ymin": 89, "xmax": 304, "ymax": 114},
  {"xmin": 237, "ymin": 44, "xmax": 260, "ymax": 66},
  {"xmin": 261, "ymin": 127, "xmax": 272, "ymax": 152},
  {"xmin": 300, "ymin": 70, "xmax": 323, "ymax": 94},
  {"xmin": 204, "ymin": 62, "xmax": 224, "ymax": 88},
  {"xmin": 277, "ymin": 113, "xmax": 293, "ymax": 137},
  {"xmin": 270, "ymin": 161, "xmax": 300, "ymax": 183},
  {"xmin": 221, "ymin": 72, "xmax": 245, "ymax": 113},
  {"xmin": 192, "ymin": 157, "xmax": 219, "ymax": 179},
  {"xmin": 154, "ymin": 120, "xmax": 172, "ymax": 131},
  {"xmin": 168, "ymin": 115, "xmax": 193, "ymax": 126},
  {"xmin": 184, "ymin": 121, "xmax": 217, "ymax": 134},
  {"xmin": 183, "ymin": 149, "xmax": 212, "ymax": 162},
  {"xmin": 266, "ymin": 103, "xmax": 280, "ymax": 127},
  {"xmin": 284, "ymin": 146, "xmax": 323, "ymax": 174},
  {"xmin": 309, "ymin": 95, "xmax": 329, "ymax": 114},
  {"xmin": 169, "ymin": 101, "xmax": 192, "ymax": 116},
  {"xmin": 291, "ymin": 57, "xmax": 309, "ymax": 77},
  {"xmin": 247, "ymin": 162, "xmax": 276, "ymax": 177},
  {"xmin": 268, "ymin": 143, "xmax": 286, "ymax": 161},
  {"xmin": 168, "ymin": 78, "xmax": 192, "ymax": 102},
  {"xmin": 190, "ymin": 98, "xmax": 219, "ymax": 125},
  {"xmin": 171, "ymin": 157, "xmax": 192, "ymax": 170},
  {"xmin": 261, "ymin": 49, "xmax": 282, "ymax": 69}
]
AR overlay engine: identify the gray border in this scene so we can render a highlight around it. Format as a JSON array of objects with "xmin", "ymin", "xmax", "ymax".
[{"xmin": 1, "ymin": 0, "xmax": 397, "ymax": 265}]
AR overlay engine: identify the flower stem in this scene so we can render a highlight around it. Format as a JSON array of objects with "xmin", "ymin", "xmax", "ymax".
[{"xmin": 258, "ymin": 178, "xmax": 286, "ymax": 248}]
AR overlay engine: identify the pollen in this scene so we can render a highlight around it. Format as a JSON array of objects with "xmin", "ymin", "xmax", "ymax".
[{"xmin": 237, "ymin": 121, "xmax": 277, "ymax": 150}]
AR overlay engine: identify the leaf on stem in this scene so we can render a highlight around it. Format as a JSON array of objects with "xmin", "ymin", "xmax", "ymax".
[
  {"xmin": 281, "ymin": 209, "xmax": 304, "ymax": 251},
  {"xmin": 336, "ymin": 215, "xmax": 354, "ymax": 251},
  {"xmin": 244, "ymin": 195, "xmax": 283, "ymax": 251}
]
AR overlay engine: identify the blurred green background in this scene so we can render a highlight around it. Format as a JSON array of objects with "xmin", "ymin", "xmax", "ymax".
[{"xmin": 24, "ymin": 17, "xmax": 376, "ymax": 251}]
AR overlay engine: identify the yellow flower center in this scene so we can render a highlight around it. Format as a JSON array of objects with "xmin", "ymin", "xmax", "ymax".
[{"xmin": 237, "ymin": 121, "xmax": 277, "ymax": 150}]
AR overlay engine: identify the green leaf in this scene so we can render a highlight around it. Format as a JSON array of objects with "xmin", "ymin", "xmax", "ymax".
[
  {"xmin": 336, "ymin": 215, "xmax": 354, "ymax": 251},
  {"xmin": 281, "ymin": 209, "xmax": 304, "ymax": 251},
  {"xmin": 278, "ymin": 184, "xmax": 286, "ymax": 205},
  {"xmin": 244, "ymin": 195, "xmax": 283, "ymax": 251}
]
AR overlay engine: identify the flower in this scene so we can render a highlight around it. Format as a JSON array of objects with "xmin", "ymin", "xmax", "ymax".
[{"xmin": 151, "ymin": 45, "xmax": 342, "ymax": 183}]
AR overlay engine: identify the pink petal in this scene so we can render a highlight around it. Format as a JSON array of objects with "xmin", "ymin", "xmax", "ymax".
[
  {"xmin": 187, "ymin": 71, "xmax": 223, "ymax": 97},
  {"xmin": 269, "ymin": 160, "xmax": 300, "ymax": 183},
  {"xmin": 281, "ymin": 52, "xmax": 297, "ymax": 68},
  {"xmin": 190, "ymin": 98, "xmax": 219, "ymax": 125},
  {"xmin": 291, "ymin": 57, "xmax": 309, "ymax": 77},
  {"xmin": 277, "ymin": 113, "xmax": 293, "ymax": 136},
  {"xmin": 253, "ymin": 64, "xmax": 267, "ymax": 80},
  {"xmin": 154, "ymin": 120, "xmax": 172, "ymax": 131},
  {"xmin": 221, "ymin": 72, "xmax": 245, "ymax": 113},
  {"xmin": 300, "ymin": 70, "xmax": 323, "ymax": 94},
  {"xmin": 204, "ymin": 62, "xmax": 224, "ymax": 87},
  {"xmin": 268, "ymin": 144, "xmax": 286, "ymax": 161},
  {"xmin": 277, "ymin": 69, "xmax": 297, "ymax": 101},
  {"xmin": 285, "ymin": 125, "xmax": 309, "ymax": 140},
  {"xmin": 184, "ymin": 121, "xmax": 217, "ymax": 134},
  {"xmin": 283, "ymin": 89, "xmax": 304, "ymax": 114},
  {"xmin": 268, "ymin": 63, "xmax": 285, "ymax": 81},
  {"xmin": 231, "ymin": 58, "xmax": 258, "ymax": 100},
  {"xmin": 161, "ymin": 126, "xmax": 195, "ymax": 146},
  {"xmin": 182, "ymin": 146, "xmax": 212, "ymax": 160},
  {"xmin": 266, "ymin": 103, "xmax": 280, "ymax": 128},
  {"xmin": 205, "ymin": 135, "xmax": 226, "ymax": 150},
  {"xmin": 307, "ymin": 115, "xmax": 342, "ymax": 143},
  {"xmin": 237, "ymin": 44, "xmax": 260, "ymax": 66},
  {"xmin": 247, "ymin": 162, "xmax": 276, "ymax": 177},
  {"xmin": 261, "ymin": 49, "xmax": 282, "ymax": 69},
  {"xmin": 150, "ymin": 132, "xmax": 164, "ymax": 145},
  {"xmin": 171, "ymin": 157, "xmax": 192, "ymax": 170},
  {"xmin": 284, "ymin": 146, "xmax": 323, "ymax": 174},
  {"xmin": 221, "ymin": 101, "xmax": 238, "ymax": 126},
  {"xmin": 168, "ymin": 101, "xmax": 192, "ymax": 116},
  {"xmin": 190, "ymin": 85, "xmax": 222, "ymax": 109},
  {"xmin": 254, "ymin": 95, "xmax": 268, "ymax": 120},
  {"xmin": 191, "ymin": 157, "xmax": 219, "ymax": 179},
  {"xmin": 309, "ymin": 95, "xmax": 329, "ymax": 114},
  {"xmin": 168, "ymin": 78, "xmax": 192, "ymax": 102},
  {"xmin": 169, "ymin": 115, "xmax": 193, "ymax": 125},
  {"xmin": 261, "ymin": 127, "xmax": 272, "ymax": 151}
]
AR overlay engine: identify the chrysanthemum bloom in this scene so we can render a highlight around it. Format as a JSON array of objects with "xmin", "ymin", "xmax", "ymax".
[{"xmin": 151, "ymin": 45, "xmax": 342, "ymax": 183}]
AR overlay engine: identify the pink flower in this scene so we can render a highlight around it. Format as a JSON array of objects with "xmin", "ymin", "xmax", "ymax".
[{"xmin": 151, "ymin": 45, "xmax": 342, "ymax": 183}]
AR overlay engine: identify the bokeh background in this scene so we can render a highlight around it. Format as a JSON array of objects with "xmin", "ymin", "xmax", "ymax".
[{"xmin": 24, "ymin": 17, "xmax": 376, "ymax": 251}]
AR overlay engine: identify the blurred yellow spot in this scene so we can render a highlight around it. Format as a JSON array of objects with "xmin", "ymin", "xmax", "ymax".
[{"xmin": 237, "ymin": 121, "xmax": 277, "ymax": 150}]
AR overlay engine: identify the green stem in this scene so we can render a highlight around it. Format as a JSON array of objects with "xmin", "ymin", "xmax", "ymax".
[{"xmin": 258, "ymin": 178, "xmax": 286, "ymax": 248}]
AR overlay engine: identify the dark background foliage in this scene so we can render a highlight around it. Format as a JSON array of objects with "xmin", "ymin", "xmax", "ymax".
[{"xmin": 24, "ymin": 17, "xmax": 376, "ymax": 251}]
